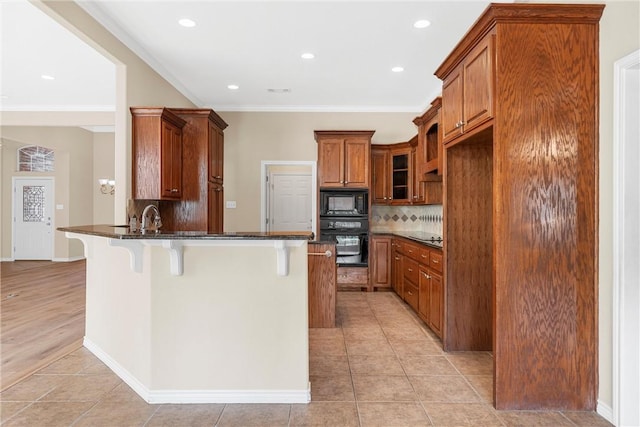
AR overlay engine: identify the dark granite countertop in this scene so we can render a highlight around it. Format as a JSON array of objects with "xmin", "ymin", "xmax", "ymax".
[
  {"xmin": 58, "ymin": 225, "xmax": 314, "ymax": 241},
  {"xmin": 371, "ymin": 230, "xmax": 443, "ymax": 249}
]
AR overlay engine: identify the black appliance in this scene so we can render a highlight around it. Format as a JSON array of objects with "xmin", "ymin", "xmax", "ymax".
[
  {"xmin": 320, "ymin": 189, "xmax": 368, "ymax": 216},
  {"xmin": 319, "ymin": 189, "xmax": 369, "ymax": 267}
]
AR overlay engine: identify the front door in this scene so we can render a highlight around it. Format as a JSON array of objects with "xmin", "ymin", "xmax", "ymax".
[
  {"xmin": 269, "ymin": 173, "xmax": 312, "ymax": 232},
  {"xmin": 13, "ymin": 177, "xmax": 54, "ymax": 260}
]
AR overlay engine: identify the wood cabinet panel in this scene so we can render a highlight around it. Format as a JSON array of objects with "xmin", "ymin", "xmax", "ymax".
[
  {"xmin": 131, "ymin": 107, "xmax": 186, "ymax": 201},
  {"xmin": 371, "ymin": 148, "xmax": 390, "ymax": 204},
  {"xmin": 441, "ymin": 33, "xmax": 494, "ymax": 145},
  {"xmin": 370, "ymin": 236, "xmax": 392, "ymax": 289},
  {"xmin": 337, "ymin": 266, "xmax": 369, "ymax": 291},
  {"xmin": 344, "ymin": 139, "xmax": 369, "ymax": 187},
  {"xmin": 317, "ymin": 138, "xmax": 344, "ymax": 187},
  {"xmin": 158, "ymin": 108, "xmax": 227, "ymax": 232},
  {"xmin": 428, "ymin": 271, "xmax": 443, "ymax": 337},
  {"xmin": 403, "ymin": 280, "xmax": 419, "ymax": 312},
  {"xmin": 315, "ymin": 131, "xmax": 373, "ymax": 189},
  {"xmin": 308, "ymin": 243, "xmax": 337, "ymax": 328}
]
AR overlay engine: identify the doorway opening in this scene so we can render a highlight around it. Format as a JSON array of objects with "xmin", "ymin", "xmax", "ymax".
[
  {"xmin": 613, "ymin": 49, "xmax": 640, "ymax": 427},
  {"xmin": 260, "ymin": 161, "xmax": 317, "ymax": 237},
  {"xmin": 12, "ymin": 177, "xmax": 55, "ymax": 260}
]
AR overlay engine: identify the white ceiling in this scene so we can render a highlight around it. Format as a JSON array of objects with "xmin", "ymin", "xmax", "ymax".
[{"xmin": 1, "ymin": 1, "xmax": 498, "ymax": 115}]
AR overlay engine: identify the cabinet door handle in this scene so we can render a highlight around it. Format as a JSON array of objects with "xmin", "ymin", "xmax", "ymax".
[
  {"xmin": 408, "ymin": 268, "xmax": 413, "ymax": 272},
  {"xmin": 214, "ymin": 175, "xmax": 222, "ymax": 179},
  {"xmin": 432, "ymin": 260, "xmax": 439, "ymax": 264},
  {"xmin": 421, "ymin": 254, "xmax": 428, "ymax": 258},
  {"xmin": 407, "ymin": 291, "xmax": 413, "ymax": 296},
  {"xmin": 309, "ymin": 250, "xmax": 332, "ymax": 258},
  {"xmin": 171, "ymin": 188, "xmax": 179, "ymax": 193},
  {"xmin": 395, "ymin": 257, "xmax": 400, "ymax": 261}
]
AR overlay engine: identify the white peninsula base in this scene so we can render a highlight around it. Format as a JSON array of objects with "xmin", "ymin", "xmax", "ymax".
[{"xmin": 65, "ymin": 231, "xmax": 310, "ymax": 404}]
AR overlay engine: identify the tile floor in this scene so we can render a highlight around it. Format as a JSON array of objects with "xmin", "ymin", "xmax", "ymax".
[{"xmin": 0, "ymin": 291, "xmax": 612, "ymax": 426}]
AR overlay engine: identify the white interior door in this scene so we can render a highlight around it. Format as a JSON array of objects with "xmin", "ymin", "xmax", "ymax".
[
  {"xmin": 269, "ymin": 173, "xmax": 312, "ymax": 232},
  {"xmin": 13, "ymin": 177, "xmax": 54, "ymax": 260}
]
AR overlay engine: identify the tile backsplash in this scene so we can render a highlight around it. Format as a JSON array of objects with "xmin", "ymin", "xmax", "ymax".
[{"xmin": 371, "ymin": 204, "xmax": 443, "ymax": 235}]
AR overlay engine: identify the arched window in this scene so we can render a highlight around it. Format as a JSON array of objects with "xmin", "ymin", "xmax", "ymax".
[{"xmin": 17, "ymin": 145, "xmax": 54, "ymax": 172}]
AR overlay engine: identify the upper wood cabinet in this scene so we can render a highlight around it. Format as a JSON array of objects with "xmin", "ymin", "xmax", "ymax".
[
  {"xmin": 158, "ymin": 108, "xmax": 228, "ymax": 233},
  {"xmin": 440, "ymin": 34, "xmax": 494, "ymax": 144},
  {"xmin": 315, "ymin": 131, "xmax": 374, "ymax": 188},
  {"xmin": 372, "ymin": 138, "xmax": 441, "ymax": 206},
  {"xmin": 131, "ymin": 107, "xmax": 186, "ymax": 200},
  {"xmin": 413, "ymin": 97, "xmax": 443, "ymax": 175},
  {"xmin": 371, "ymin": 148, "xmax": 390, "ymax": 204}
]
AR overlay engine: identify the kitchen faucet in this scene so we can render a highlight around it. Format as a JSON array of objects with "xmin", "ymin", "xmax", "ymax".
[{"xmin": 140, "ymin": 204, "xmax": 162, "ymax": 232}]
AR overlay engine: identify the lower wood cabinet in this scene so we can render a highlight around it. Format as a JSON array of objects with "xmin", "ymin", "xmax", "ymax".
[
  {"xmin": 386, "ymin": 236, "xmax": 444, "ymax": 339},
  {"xmin": 308, "ymin": 243, "xmax": 337, "ymax": 328},
  {"xmin": 337, "ymin": 266, "xmax": 369, "ymax": 291},
  {"xmin": 370, "ymin": 236, "xmax": 392, "ymax": 290}
]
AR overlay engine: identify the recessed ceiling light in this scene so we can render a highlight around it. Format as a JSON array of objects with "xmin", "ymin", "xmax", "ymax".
[
  {"xmin": 41, "ymin": 74, "xmax": 55, "ymax": 80},
  {"xmin": 414, "ymin": 19, "xmax": 431, "ymax": 29},
  {"xmin": 301, "ymin": 53, "xmax": 315, "ymax": 60},
  {"xmin": 227, "ymin": 84, "xmax": 239, "ymax": 90},
  {"xmin": 267, "ymin": 88, "xmax": 291, "ymax": 93},
  {"xmin": 391, "ymin": 66, "xmax": 404, "ymax": 73},
  {"xmin": 178, "ymin": 18, "xmax": 196, "ymax": 28}
]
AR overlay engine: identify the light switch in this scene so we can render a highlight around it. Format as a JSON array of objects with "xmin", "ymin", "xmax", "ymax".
[
  {"xmin": 56, "ymin": 204, "xmax": 64, "ymax": 210},
  {"xmin": 226, "ymin": 201, "xmax": 237, "ymax": 209}
]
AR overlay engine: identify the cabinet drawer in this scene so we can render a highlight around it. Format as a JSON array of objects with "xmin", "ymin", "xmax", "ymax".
[
  {"xmin": 403, "ymin": 258, "xmax": 419, "ymax": 284},
  {"xmin": 403, "ymin": 242, "xmax": 421, "ymax": 262},
  {"xmin": 337, "ymin": 267, "xmax": 368, "ymax": 284},
  {"xmin": 419, "ymin": 247, "xmax": 430, "ymax": 266},
  {"xmin": 429, "ymin": 251, "xmax": 443, "ymax": 273},
  {"xmin": 403, "ymin": 280, "xmax": 419, "ymax": 311}
]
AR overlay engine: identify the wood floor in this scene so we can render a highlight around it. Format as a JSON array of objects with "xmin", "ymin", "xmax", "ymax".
[{"xmin": 0, "ymin": 260, "xmax": 86, "ymax": 391}]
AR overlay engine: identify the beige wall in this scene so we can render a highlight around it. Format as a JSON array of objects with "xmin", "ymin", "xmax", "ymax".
[
  {"xmin": 595, "ymin": 0, "xmax": 640, "ymax": 412},
  {"xmin": 37, "ymin": 0, "xmax": 196, "ymax": 223},
  {"xmin": 92, "ymin": 132, "xmax": 116, "ymax": 224},
  {"xmin": 0, "ymin": 127, "xmax": 94, "ymax": 260},
  {"xmin": 219, "ymin": 111, "xmax": 417, "ymax": 232}
]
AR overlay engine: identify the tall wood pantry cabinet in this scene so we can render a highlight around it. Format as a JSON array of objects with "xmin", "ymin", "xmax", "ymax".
[
  {"xmin": 315, "ymin": 131, "xmax": 374, "ymax": 188},
  {"xmin": 435, "ymin": 3, "xmax": 604, "ymax": 411},
  {"xmin": 160, "ymin": 108, "xmax": 228, "ymax": 232},
  {"xmin": 131, "ymin": 107, "xmax": 187, "ymax": 200}
]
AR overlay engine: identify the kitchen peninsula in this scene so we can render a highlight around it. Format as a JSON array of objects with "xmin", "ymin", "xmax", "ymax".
[{"xmin": 60, "ymin": 225, "xmax": 313, "ymax": 404}]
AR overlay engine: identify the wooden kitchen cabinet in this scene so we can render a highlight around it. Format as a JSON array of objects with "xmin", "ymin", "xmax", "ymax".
[
  {"xmin": 159, "ymin": 108, "xmax": 228, "ymax": 233},
  {"xmin": 436, "ymin": 3, "xmax": 604, "ymax": 410},
  {"xmin": 390, "ymin": 236, "xmax": 444, "ymax": 339},
  {"xmin": 308, "ymin": 243, "xmax": 337, "ymax": 328},
  {"xmin": 315, "ymin": 131, "xmax": 374, "ymax": 188},
  {"xmin": 131, "ymin": 107, "xmax": 186, "ymax": 200},
  {"xmin": 371, "ymin": 148, "xmax": 390, "ymax": 204},
  {"xmin": 370, "ymin": 236, "xmax": 392, "ymax": 290},
  {"xmin": 337, "ymin": 266, "xmax": 369, "ymax": 291},
  {"xmin": 413, "ymin": 97, "xmax": 443, "ymax": 175},
  {"xmin": 390, "ymin": 146, "xmax": 412, "ymax": 204},
  {"xmin": 441, "ymin": 34, "xmax": 494, "ymax": 144},
  {"xmin": 391, "ymin": 241, "xmax": 403, "ymax": 296}
]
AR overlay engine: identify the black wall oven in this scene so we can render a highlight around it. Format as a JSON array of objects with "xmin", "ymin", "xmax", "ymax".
[{"xmin": 319, "ymin": 189, "xmax": 369, "ymax": 267}]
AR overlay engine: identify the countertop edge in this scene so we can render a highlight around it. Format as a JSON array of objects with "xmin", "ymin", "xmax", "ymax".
[
  {"xmin": 370, "ymin": 231, "xmax": 443, "ymax": 250},
  {"xmin": 58, "ymin": 225, "xmax": 314, "ymax": 241}
]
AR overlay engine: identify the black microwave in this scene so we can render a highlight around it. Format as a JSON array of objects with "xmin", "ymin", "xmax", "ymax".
[{"xmin": 320, "ymin": 190, "xmax": 368, "ymax": 216}]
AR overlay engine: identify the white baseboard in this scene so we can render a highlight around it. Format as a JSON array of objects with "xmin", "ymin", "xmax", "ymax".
[
  {"xmin": 52, "ymin": 256, "xmax": 86, "ymax": 262},
  {"xmin": 83, "ymin": 338, "xmax": 311, "ymax": 404},
  {"xmin": 1, "ymin": 257, "xmax": 15, "ymax": 262},
  {"xmin": 597, "ymin": 399, "xmax": 614, "ymax": 425}
]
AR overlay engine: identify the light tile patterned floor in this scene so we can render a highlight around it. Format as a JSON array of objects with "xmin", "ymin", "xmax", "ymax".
[{"xmin": 0, "ymin": 291, "xmax": 612, "ymax": 426}]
